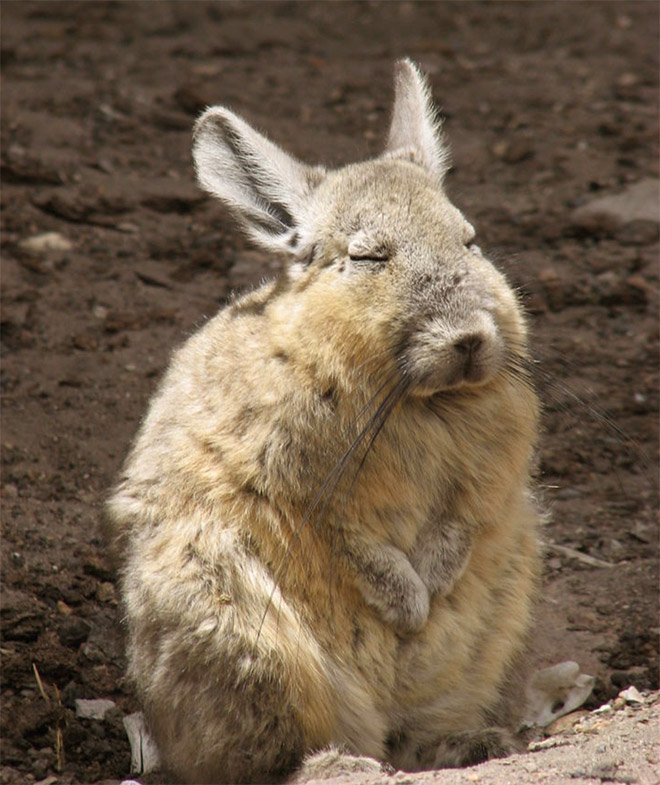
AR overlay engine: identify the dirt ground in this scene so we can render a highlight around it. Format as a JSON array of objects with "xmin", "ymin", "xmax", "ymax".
[{"xmin": 1, "ymin": 2, "xmax": 658, "ymax": 784}]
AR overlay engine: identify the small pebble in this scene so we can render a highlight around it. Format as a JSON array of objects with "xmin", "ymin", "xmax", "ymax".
[
  {"xmin": 93, "ymin": 304, "xmax": 109, "ymax": 320},
  {"xmin": 75, "ymin": 697, "xmax": 117, "ymax": 720},
  {"xmin": 18, "ymin": 232, "xmax": 73, "ymax": 255},
  {"xmin": 96, "ymin": 582, "xmax": 116, "ymax": 603},
  {"xmin": 545, "ymin": 710, "xmax": 588, "ymax": 735},
  {"xmin": 3, "ymin": 484, "xmax": 18, "ymax": 499},
  {"xmin": 57, "ymin": 600, "xmax": 73, "ymax": 616},
  {"xmin": 619, "ymin": 685, "xmax": 644, "ymax": 704},
  {"xmin": 58, "ymin": 615, "xmax": 91, "ymax": 647}
]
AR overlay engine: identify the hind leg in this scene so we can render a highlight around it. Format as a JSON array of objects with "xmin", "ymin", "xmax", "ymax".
[
  {"xmin": 123, "ymin": 527, "xmax": 338, "ymax": 784},
  {"xmin": 289, "ymin": 747, "xmax": 391, "ymax": 783},
  {"xmin": 387, "ymin": 725, "xmax": 517, "ymax": 772},
  {"xmin": 143, "ymin": 659, "xmax": 309, "ymax": 784},
  {"xmin": 428, "ymin": 727, "xmax": 517, "ymax": 768}
]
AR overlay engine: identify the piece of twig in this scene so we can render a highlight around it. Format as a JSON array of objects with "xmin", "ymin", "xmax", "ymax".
[
  {"xmin": 53, "ymin": 685, "xmax": 64, "ymax": 772},
  {"xmin": 32, "ymin": 662, "xmax": 50, "ymax": 702},
  {"xmin": 545, "ymin": 542, "xmax": 614, "ymax": 568},
  {"xmin": 32, "ymin": 663, "xmax": 65, "ymax": 771}
]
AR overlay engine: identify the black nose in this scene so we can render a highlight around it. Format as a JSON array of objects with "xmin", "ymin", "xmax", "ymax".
[{"xmin": 453, "ymin": 334, "xmax": 484, "ymax": 358}]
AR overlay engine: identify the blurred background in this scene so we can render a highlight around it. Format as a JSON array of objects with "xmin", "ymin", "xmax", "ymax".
[{"xmin": 1, "ymin": 2, "xmax": 658, "ymax": 783}]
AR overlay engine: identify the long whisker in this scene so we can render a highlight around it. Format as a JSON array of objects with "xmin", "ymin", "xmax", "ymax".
[
  {"xmin": 354, "ymin": 368, "xmax": 401, "ymax": 423},
  {"xmin": 345, "ymin": 376, "xmax": 411, "ymax": 495},
  {"xmin": 531, "ymin": 360, "xmax": 642, "ymax": 451},
  {"xmin": 508, "ymin": 350, "xmax": 649, "ymax": 475},
  {"xmin": 254, "ymin": 371, "xmax": 406, "ymax": 647}
]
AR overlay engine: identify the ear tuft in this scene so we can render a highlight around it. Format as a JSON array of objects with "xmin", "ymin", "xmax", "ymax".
[
  {"xmin": 384, "ymin": 59, "xmax": 449, "ymax": 179},
  {"xmin": 193, "ymin": 107, "xmax": 325, "ymax": 253}
]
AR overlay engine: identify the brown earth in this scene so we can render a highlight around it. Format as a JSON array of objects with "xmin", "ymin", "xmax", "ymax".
[{"xmin": 1, "ymin": 2, "xmax": 658, "ymax": 784}]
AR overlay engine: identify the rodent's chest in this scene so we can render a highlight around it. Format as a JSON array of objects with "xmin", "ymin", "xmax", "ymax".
[{"xmin": 353, "ymin": 398, "xmax": 528, "ymax": 543}]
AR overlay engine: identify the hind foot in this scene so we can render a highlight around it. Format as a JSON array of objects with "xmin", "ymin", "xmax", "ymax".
[
  {"xmin": 289, "ymin": 746, "xmax": 390, "ymax": 782},
  {"xmin": 431, "ymin": 727, "xmax": 518, "ymax": 768}
]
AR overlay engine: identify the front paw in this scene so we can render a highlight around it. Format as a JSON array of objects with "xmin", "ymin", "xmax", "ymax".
[
  {"xmin": 416, "ymin": 563, "xmax": 461, "ymax": 598},
  {"xmin": 373, "ymin": 564, "xmax": 430, "ymax": 636},
  {"xmin": 410, "ymin": 528, "xmax": 472, "ymax": 598}
]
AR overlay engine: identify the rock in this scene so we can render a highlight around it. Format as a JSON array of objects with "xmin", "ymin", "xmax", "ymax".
[
  {"xmin": 96, "ymin": 582, "xmax": 116, "ymax": 604},
  {"xmin": 629, "ymin": 521, "xmax": 652, "ymax": 544},
  {"xmin": 17, "ymin": 254, "xmax": 57, "ymax": 276},
  {"xmin": 617, "ymin": 72, "xmax": 638, "ymax": 88},
  {"xmin": 82, "ymin": 554, "xmax": 114, "ymax": 582},
  {"xmin": 33, "ymin": 191, "xmax": 92, "ymax": 222},
  {"xmin": 117, "ymin": 221, "xmax": 140, "ymax": 233},
  {"xmin": 72, "ymin": 332, "xmax": 99, "ymax": 352},
  {"xmin": 493, "ymin": 139, "xmax": 534, "ymax": 163},
  {"xmin": 57, "ymin": 615, "xmax": 91, "ymax": 648},
  {"xmin": 34, "ymin": 777, "xmax": 59, "ymax": 785},
  {"xmin": 93, "ymin": 304, "xmax": 110, "ymax": 320},
  {"xmin": 503, "ymin": 139, "xmax": 534, "ymax": 164},
  {"xmin": 622, "ymin": 274, "xmax": 653, "ymax": 304},
  {"xmin": 528, "ymin": 736, "xmax": 572, "ymax": 751},
  {"xmin": 571, "ymin": 179, "xmax": 659, "ymax": 237},
  {"xmin": 56, "ymin": 600, "xmax": 73, "ymax": 616},
  {"xmin": 18, "ymin": 232, "xmax": 73, "ymax": 255},
  {"xmin": 1, "ymin": 146, "xmax": 66, "ymax": 185},
  {"xmin": 75, "ymin": 698, "xmax": 117, "ymax": 720},
  {"xmin": 545, "ymin": 709, "xmax": 589, "ymax": 735},
  {"xmin": 618, "ymin": 685, "xmax": 644, "ymax": 704},
  {"xmin": 615, "ymin": 219, "xmax": 659, "ymax": 246},
  {"xmin": 134, "ymin": 262, "xmax": 173, "ymax": 290},
  {"xmin": 523, "ymin": 661, "xmax": 595, "ymax": 728},
  {"xmin": 1, "ymin": 588, "xmax": 46, "ymax": 642},
  {"xmin": 0, "ymin": 302, "xmax": 33, "ymax": 344},
  {"xmin": 2, "ymin": 483, "xmax": 18, "ymax": 499},
  {"xmin": 123, "ymin": 712, "xmax": 161, "ymax": 774},
  {"xmin": 141, "ymin": 184, "xmax": 205, "ymax": 214},
  {"xmin": 33, "ymin": 189, "xmax": 134, "ymax": 226}
]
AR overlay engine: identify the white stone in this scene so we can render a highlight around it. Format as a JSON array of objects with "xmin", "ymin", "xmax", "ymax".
[
  {"xmin": 619, "ymin": 685, "xmax": 644, "ymax": 704},
  {"xmin": 18, "ymin": 232, "xmax": 73, "ymax": 254},
  {"xmin": 74, "ymin": 698, "xmax": 116, "ymax": 720},
  {"xmin": 572, "ymin": 178, "xmax": 659, "ymax": 229},
  {"xmin": 123, "ymin": 711, "xmax": 161, "ymax": 774},
  {"xmin": 522, "ymin": 661, "xmax": 595, "ymax": 728}
]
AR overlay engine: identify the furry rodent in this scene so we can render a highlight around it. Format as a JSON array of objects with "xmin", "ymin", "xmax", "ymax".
[{"xmin": 107, "ymin": 60, "xmax": 541, "ymax": 784}]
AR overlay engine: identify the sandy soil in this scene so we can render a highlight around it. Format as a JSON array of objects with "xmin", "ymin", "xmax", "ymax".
[
  {"xmin": 1, "ymin": 2, "xmax": 658, "ymax": 783},
  {"xmin": 304, "ymin": 693, "xmax": 660, "ymax": 785}
]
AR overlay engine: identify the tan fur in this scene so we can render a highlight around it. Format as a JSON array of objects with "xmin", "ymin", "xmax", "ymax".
[{"xmin": 107, "ymin": 60, "xmax": 541, "ymax": 783}]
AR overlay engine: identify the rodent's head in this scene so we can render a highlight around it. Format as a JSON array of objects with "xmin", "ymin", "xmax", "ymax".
[{"xmin": 194, "ymin": 60, "xmax": 528, "ymax": 398}]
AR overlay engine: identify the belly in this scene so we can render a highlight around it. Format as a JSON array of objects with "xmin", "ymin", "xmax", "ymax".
[{"xmin": 391, "ymin": 498, "xmax": 541, "ymax": 732}]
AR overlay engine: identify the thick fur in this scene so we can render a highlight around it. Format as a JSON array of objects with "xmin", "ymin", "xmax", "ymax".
[{"xmin": 107, "ymin": 60, "xmax": 541, "ymax": 783}]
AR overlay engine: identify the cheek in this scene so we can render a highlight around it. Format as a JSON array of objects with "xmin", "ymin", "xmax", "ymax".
[{"xmin": 490, "ymin": 286, "xmax": 527, "ymax": 343}]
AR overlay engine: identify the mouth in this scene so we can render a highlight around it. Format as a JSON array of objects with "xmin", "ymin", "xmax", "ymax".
[
  {"xmin": 406, "ymin": 358, "xmax": 497, "ymax": 398},
  {"xmin": 399, "ymin": 318, "xmax": 504, "ymax": 399}
]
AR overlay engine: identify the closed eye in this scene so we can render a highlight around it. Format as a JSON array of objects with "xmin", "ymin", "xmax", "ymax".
[
  {"xmin": 349, "ymin": 251, "xmax": 389, "ymax": 263},
  {"xmin": 347, "ymin": 233, "xmax": 389, "ymax": 263}
]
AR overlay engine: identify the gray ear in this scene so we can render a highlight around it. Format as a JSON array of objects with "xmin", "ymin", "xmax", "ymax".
[
  {"xmin": 193, "ymin": 107, "xmax": 325, "ymax": 253},
  {"xmin": 384, "ymin": 59, "xmax": 449, "ymax": 178}
]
